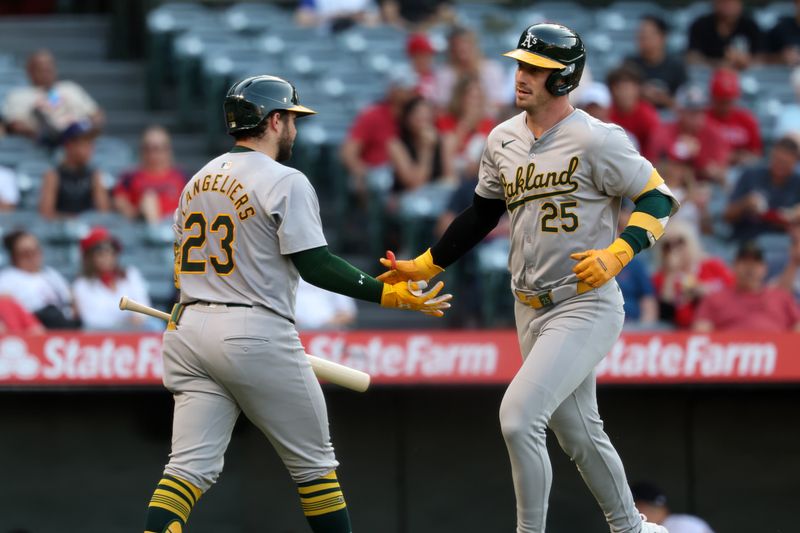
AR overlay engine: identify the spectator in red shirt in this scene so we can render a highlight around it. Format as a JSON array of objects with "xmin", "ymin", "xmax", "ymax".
[
  {"xmin": 0, "ymin": 295, "xmax": 44, "ymax": 334},
  {"xmin": 652, "ymin": 85, "xmax": 730, "ymax": 184},
  {"xmin": 652, "ymin": 220, "xmax": 735, "ymax": 328},
  {"xmin": 694, "ymin": 240, "xmax": 800, "ymax": 332},
  {"xmin": 608, "ymin": 64, "xmax": 660, "ymax": 160},
  {"xmin": 340, "ymin": 70, "xmax": 417, "ymax": 199},
  {"xmin": 705, "ymin": 68, "xmax": 762, "ymax": 165},
  {"xmin": 436, "ymin": 75, "xmax": 495, "ymax": 178},
  {"xmin": 114, "ymin": 126, "xmax": 187, "ymax": 225},
  {"xmin": 406, "ymin": 33, "xmax": 437, "ymax": 101}
]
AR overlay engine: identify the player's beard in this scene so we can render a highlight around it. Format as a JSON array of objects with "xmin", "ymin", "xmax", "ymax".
[{"xmin": 276, "ymin": 127, "xmax": 294, "ymax": 162}]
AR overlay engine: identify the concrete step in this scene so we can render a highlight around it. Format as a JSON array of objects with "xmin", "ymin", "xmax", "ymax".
[
  {"xmin": 90, "ymin": 88, "xmax": 147, "ymax": 111},
  {"xmin": 102, "ymin": 110, "xmax": 181, "ymax": 136},
  {"xmin": 56, "ymin": 61, "xmax": 144, "ymax": 86},
  {"xmin": 0, "ymin": 15, "xmax": 108, "ymax": 61},
  {"xmin": 0, "ymin": 36, "xmax": 108, "ymax": 61},
  {"xmin": 0, "ymin": 15, "xmax": 107, "ymax": 36}
]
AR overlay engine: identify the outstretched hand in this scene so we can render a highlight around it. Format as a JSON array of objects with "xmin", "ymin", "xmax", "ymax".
[
  {"xmin": 376, "ymin": 249, "xmax": 444, "ymax": 285},
  {"xmin": 381, "ymin": 279, "xmax": 453, "ymax": 317}
]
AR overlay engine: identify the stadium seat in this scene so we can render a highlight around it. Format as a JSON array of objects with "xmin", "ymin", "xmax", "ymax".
[
  {"xmin": 224, "ymin": 3, "xmax": 294, "ymax": 34},
  {"xmin": 673, "ymin": 2, "xmax": 709, "ymax": 33},
  {"xmin": 15, "ymin": 159, "xmax": 51, "ymax": 210},
  {"xmin": 514, "ymin": 2, "xmax": 594, "ymax": 34},
  {"xmin": 145, "ymin": 2, "xmax": 220, "ymax": 108},
  {"xmin": 756, "ymin": 233, "xmax": 791, "ymax": 278},
  {"xmin": 476, "ymin": 238, "xmax": 513, "ymax": 326},
  {"xmin": 753, "ymin": 2, "xmax": 795, "ymax": 31}
]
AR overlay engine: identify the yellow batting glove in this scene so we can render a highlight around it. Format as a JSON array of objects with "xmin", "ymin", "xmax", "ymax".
[
  {"xmin": 570, "ymin": 238, "xmax": 634, "ymax": 288},
  {"xmin": 381, "ymin": 280, "xmax": 452, "ymax": 317},
  {"xmin": 376, "ymin": 248, "xmax": 444, "ymax": 284}
]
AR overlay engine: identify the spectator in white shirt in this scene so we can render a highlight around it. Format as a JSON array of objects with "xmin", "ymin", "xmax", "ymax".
[
  {"xmin": 72, "ymin": 227, "xmax": 152, "ymax": 331},
  {"xmin": 295, "ymin": 278, "xmax": 357, "ymax": 330},
  {"xmin": 0, "ymin": 165, "xmax": 20, "ymax": 210},
  {"xmin": 1, "ymin": 49, "xmax": 104, "ymax": 146},
  {"xmin": 632, "ymin": 481, "xmax": 716, "ymax": 533},
  {"xmin": 0, "ymin": 230, "xmax": 78, "ymax": 329}
]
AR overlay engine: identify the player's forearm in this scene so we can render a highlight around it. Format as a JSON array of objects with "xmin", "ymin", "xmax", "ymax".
[
  {"xmin": 291, "ymin": 246, "xmax": 383, "ymax": 303},
  {"xmin": 619, "ymin": 189, "xmax": 675, "ymax": 255},
  {"xmin": 430, "ymin": 193, "xmax": 506, "ymax": 268}
]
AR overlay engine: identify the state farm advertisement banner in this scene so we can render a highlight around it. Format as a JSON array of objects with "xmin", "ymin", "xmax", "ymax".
[{"xmin": 0, "ymin": 331, "xmax": 798, "ymax": 386}]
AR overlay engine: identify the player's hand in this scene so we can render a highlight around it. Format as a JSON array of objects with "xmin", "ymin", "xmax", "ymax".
[
  {"xmin": 570, "ymin": 239, "xmax": 633, "ymax": 288},
  {"xmin": 381, "ymin": 280, "xmax": 452, "ymax": 317},
  {"xmin": 376, "ymin": 249, "xmax": 444, "ymax": 284}
]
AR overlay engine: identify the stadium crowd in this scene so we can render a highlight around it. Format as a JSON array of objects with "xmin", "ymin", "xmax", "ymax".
[{"xmin": 0, "ymin": 0, "xmax": 799, "ymax": 336}]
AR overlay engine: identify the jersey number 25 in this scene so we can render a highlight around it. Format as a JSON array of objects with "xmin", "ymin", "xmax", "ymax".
[
  {"xmin": 540, "ymin": 201, "xmax": 578, "ymax": 233},
  {"xmin": 179, "ymin": 212, "xmax": 235, "ymax": 275}
]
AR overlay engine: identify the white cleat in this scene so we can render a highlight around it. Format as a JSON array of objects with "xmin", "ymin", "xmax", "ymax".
[{"xmin": 640, "ymin": 515, "xmax": 669, "ymax": 533}]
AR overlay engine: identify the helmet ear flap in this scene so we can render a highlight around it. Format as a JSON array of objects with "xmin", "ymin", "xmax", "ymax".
[
  {"xmin": 545, "ymin": 70, "xmax": 569, "ymax": 97},
  {"xmin": 545, "ymin": 63, "xmax": 580, "ymax": 96}
]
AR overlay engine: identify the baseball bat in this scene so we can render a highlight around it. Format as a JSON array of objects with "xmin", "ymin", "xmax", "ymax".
[{"xmin": 119, "ymin": 296, "xmax": 370, "ymax": 392}]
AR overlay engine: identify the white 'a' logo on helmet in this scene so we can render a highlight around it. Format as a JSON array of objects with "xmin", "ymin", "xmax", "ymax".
[{"xmin": 521, "ymin": 32, "xmax": 538, "ymax": 48}]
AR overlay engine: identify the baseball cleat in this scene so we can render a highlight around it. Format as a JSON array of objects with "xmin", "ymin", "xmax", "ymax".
[{"xmin": 640, "ymin": 515, "xmax": 668, "ymax": 533}]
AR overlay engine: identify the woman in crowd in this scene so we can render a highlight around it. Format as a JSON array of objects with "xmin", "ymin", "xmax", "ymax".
[
  {"xmin": 433, "ymin": 26, "xmax": 506, "ymax": 114},
  {"xmin": 651, "ymin": 220, "xmax": 734, "ymax": 328},
  {"xmin": 39, "ymin": 120, "xmax": 109, "ymax": 218},
  {"xmin": 436, "ymin": 75, "xmax": 495, "ymax": 179},
  {"xmin": 388, "ymin": 96, "xmax": 454, "ymax": 192},
  {"xmin": 114, "ymin": 125, "xmax": 187, "ymax": 225},
  {"xmin": 72, "ymin": 227, "xmax": 152, "ymax": 331},
  {"xmin": 0, "ymin": 230, "xmax": 78, "ymax": 329}
]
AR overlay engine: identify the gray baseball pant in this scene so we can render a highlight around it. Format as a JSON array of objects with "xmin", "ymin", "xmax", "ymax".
[
  {"xmin": 500, "ymin": 281, "xmax": 641, "ymax": 533},
  {"xmin": 161, "ymin": 303, "xmax": 338, "ymax": 492}
]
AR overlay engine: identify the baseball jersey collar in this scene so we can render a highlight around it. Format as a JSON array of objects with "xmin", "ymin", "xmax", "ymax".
[
  {"xmin": 230, "ymin": 145, "xmax": 255, "ymax": 153},
  {"xmin": 522, "ymin": 108, "xmax": 580, "ymax": 144}
]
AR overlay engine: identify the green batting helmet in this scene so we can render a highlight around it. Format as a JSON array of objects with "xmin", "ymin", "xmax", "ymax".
[
  {"xmin": 504, "ymin": 23, "xmax": 586, "ymax": 97},
  {"xmin": 223, "ymin": 75, "xmax": 316, "ymax": 134}
]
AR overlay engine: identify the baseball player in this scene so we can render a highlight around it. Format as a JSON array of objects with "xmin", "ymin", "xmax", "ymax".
[
  {"xmin": 142, "ymin": 75, "xmax": 451, "ymax": 533},
  {"xmin": 378, "ymin": 24, "xmax": 678, "ymax": 533}
]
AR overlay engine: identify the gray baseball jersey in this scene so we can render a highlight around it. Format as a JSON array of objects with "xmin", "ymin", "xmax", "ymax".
[
  {"xmin": 483, "ymin": 110, "xmax": 673, "ymax": 533},
  {"xmin": 174, "ymin": 148, "xmax": 326, "ymax": 321},
  {"xmin": 161, "ymin": 147, "xmax": 339, "ymax": 495},
  {"xmin": 476, "ymin": 109, "xmax": 654, "ymax": 293}
]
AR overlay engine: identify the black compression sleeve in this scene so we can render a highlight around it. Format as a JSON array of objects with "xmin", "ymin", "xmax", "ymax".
[
  {"xmin": 430, "ymin": 194, "xmax": 507, "ymax": 268},
  {"xmin": 290, "ymin": 246, "xmax": 384, "ymax": 303}
]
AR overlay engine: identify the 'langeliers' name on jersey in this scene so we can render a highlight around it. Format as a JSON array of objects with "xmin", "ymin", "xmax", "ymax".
[
  {"xmin": 182, "ymin": 173, "xmax": 256, "ymax": 220},
  {"xmin": 501, "ymin": 156, "xmax": 579, "ymax": 211}
]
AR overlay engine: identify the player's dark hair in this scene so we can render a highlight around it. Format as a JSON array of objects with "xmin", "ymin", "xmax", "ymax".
[
  {"xmin": 641, "ymin": 14, "xmax": 669, "ymax": 35},
  {"xmin": 774, "ymin": 136, "xmax": 800, "ymax": 158},
  {"xmin": 230, "ymin": 110, "xmax": 288, "ymax": 141},
  {"xmin": 3, "ymin": 229, "xmax": 33, "ymax": 259},
  {"xmin": 606, "ymin": 64, "xmax": 643, "ymax": 87}
]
